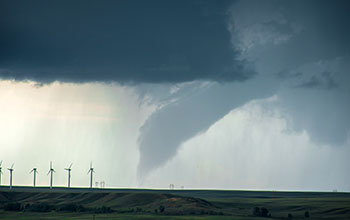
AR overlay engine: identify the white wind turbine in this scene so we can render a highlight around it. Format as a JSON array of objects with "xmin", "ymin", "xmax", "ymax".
[
  {"xmin": 30, "ymin": 168, "xmax": 38, "ymax": 187},
  {"xmin": 0, "ymin": 160, "xmax": 3, "ymax": 185},
  {"xmin": 8, "ymin": 163, "xmax": 14, "ymax": 189},
  {"xmin": 64, "ymin": 163, "xmax": 73, "ymax": 188},
  {"xmin": 87, "ymin": 162, "xmax": 94, "ymax": 188},
  {"xmin": 47, "ymin": 161, "xmax": 55, "ymax": 189}
]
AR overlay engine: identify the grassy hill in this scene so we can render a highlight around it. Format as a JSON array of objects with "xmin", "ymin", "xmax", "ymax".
[{"xmin": 0, "ymin": 186, "xmax": 349, "ymax": 219}]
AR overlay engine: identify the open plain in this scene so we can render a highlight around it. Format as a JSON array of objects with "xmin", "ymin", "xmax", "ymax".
[{"xmin": 0, "ymin": 186, "xmax": 349, "ymax": 220}]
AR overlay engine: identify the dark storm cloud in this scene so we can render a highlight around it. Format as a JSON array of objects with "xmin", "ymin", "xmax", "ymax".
[
  {"xmin": 137, "ymin": 0, "xmax": 350, "ymax": 178},
  {"xmin": 277, "ymin": 71, "xmax": 302, "ymax": 79},
  {"xmin": 295, "ymin": 76, "xmax": 323, "ymax": 89},
  {"xmin": 231, "ymin": 0, "xmax": 350, "ymax": 147},
  {"xmin": 0, "ymin": 0, "xmax": 254, "ymax": 83},
  {"xmin": 232, "ymin": 0, "xmax": 349, "ymax": 74},
  {"xmin": 294, "ymin": 72, "xmax": 338, "ymax": 90}
]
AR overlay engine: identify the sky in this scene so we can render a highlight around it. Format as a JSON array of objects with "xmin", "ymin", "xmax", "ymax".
[{"xmin": 0, "ymin": 0, "xmax": 349, "ymax": 191}]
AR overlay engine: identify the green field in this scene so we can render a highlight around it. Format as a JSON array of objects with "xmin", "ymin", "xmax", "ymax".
[{"xmin": 0, "ymin": 186, "xmax": 349, "ymax": 220}]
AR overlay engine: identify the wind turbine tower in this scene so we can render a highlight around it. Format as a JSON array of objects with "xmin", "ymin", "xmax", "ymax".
[
  {"xmin": 64, "ymin": 163, "xmax": 73, "ymax": 188},
  {"xmin": 8, "ymin": 163, "xmax": 14, "ymax": 189},
  {"xmin": 0, "ymin": 160, "xmax": 3, "ymax": 185},
  {"xmin": 30, "ymin": 168, "xmax": 38, "ymax": 187},
  {"xmin": 87, "ymin": 162, "xmax": 94, "ymax": 189},
  {"xmin": 47, "ymin": 161, "xmax": 55, "ymax": 189}
]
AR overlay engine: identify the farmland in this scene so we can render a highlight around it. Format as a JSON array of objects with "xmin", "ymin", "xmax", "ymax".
[{"xmin": 0, "ymin": 186, "xmax": 349, "ymax": 219}]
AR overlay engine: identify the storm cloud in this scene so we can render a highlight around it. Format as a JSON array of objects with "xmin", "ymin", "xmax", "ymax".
[
  {"xmin": 137, "ymin": 79, "xmax": 276, "ymax": 179},
  {"xmin": 137, "ymin": 0, "xmax": 350, "ymax": 178},
  {"xmin": 0, "ymin": 0, "xmax": 255, "ymax": 83},
  {"xmin": 1, "ymin": 0, "xmax": 349, "ymax": 188}
]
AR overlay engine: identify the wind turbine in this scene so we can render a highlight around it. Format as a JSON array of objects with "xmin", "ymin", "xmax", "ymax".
[
  {"xmin": 47, "ymin": 161, "xmax": 55, "ymax": 189},
  {"xmin": 0, "ymin": 160, "xmax": 3, "ymax": 185},
  {"xmin": 87, "ymin": 162, "xmax": 94, "ymax": 188},
  {"xmin": 64, "ymin": 163, "xmax": 73, "ymax": 188},
  {"xmin": 8, "ymin": 163, "xmax": 14, "ymax": 189},
  {"xmin": 30, "ymin": 168, "xmax": 38, "ymax": 187}
]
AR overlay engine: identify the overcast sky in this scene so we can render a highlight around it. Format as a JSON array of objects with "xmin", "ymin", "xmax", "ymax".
[{"xmin": 0, "ymin": 0, "xmax": 349, "ymax": 191}]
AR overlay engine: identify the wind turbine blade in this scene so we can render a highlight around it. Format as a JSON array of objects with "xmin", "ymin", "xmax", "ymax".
[
  {"xmin": 50, "ymin": 161, "xmax": 52, "ymax": 169},
  {"xmin": 11, "ymin": 163, "xmax": 14, "ymax": 169},
  {"xmin": 30, "ymin": 169, "xmax": 33, "ymax": 174},
  {"xmin": 47, "ymin": 170, "xmax": 50, "ymax": 175},
  {"xmin": 0, "ymin": 160, "xmax": 2, "ymax": 166},
  {"xmin": 69, "ymin": 163, "xmax": 73, "ymax": 169},
  {"xmin": 90, "ymin": 162, "xmax": 92, "ymax": 169}
]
